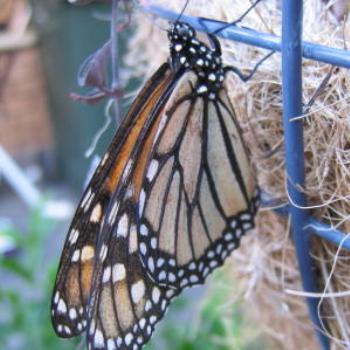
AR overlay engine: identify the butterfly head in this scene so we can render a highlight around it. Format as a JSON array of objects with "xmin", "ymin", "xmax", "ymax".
[
  {"xmin": 168, "ymin": 21, "xmax": 195, "ymax": 43},
  {"xmin": 168, "ymin": 21, "xmax": 200, "ymax": 68}
]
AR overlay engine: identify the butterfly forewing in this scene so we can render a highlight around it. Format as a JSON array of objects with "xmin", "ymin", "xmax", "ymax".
[
  {"xmin": 51, "ymin": 63, "xmax": 177, "ymax": 338},
  {"xmin": 84, "ymin": 69, "xmax": 186, "ymax": 349},
  {"xmin": 51, "ymin": 182, "xmax": 114, "ymax": 337},
  {"xmin": 138, "ymin": 86, "xmax": 259, "ymax": 290}
]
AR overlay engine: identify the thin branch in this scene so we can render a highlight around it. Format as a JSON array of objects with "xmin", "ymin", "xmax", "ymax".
[{"xmin": 110, "ymin": 0, "xmax": 121, "ymax": 125}]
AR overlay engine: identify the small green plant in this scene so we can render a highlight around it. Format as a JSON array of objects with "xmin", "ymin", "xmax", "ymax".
[
  {"xmin": 0, "ymin": 208, "xmax": 265, "ymax": 350},
  {"xmin": 0, "ymin": 207, "xmax": 78, "ymax": 350},
  {"xmin": 145, "ymin": 269, "xmax": 266, "ymax": 350}
]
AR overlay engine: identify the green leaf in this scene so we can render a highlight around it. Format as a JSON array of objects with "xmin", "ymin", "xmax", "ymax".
[{"xmin": 0, "ymin": 256, "xmax": 33, "ymax": 282}]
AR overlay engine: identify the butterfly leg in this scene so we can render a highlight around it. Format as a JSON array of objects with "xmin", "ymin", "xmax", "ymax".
[
  {"xmin": 303, "ymin": 66, "xmax": 335, "ymax": 114},
  {"xmin": 207, "ymin": 33, "xmax": 222, "ymax": 55},
  {"xmin": 224, "ymin": 50, "xmax": 275, "ymax": 82}
]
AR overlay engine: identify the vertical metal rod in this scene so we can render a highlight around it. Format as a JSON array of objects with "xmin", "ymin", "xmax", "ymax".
[{"xmin": 282, "ymin": 1, "xmax": 329, "ymax": 349}]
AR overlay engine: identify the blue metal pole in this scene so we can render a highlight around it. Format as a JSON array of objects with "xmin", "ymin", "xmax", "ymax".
[
  {"xmin": 145, "ymin": 5, "xmax": 350, "ymax": 69},
  {"xmin": 282, "ymin": 1, "xmax": 329, "ymax": 349},
  {"xmin": 260, "ymin": 197, "xmax": 350, "ymax": 252},
  {"xmin": 307, "ymin": 218, "xmax": 350, "ymax": 251},
  {"xmin": 146, "ymin": 4, "xmax": 350, "ymax": 347}
]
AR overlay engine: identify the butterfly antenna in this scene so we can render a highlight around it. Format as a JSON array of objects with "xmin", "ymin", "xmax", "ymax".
[
  {"xmin": 213, "ymin": 0, "xmax": 263, "ymax": 34},
  {"xmin": 175, "ymin": 0, "xmax": 190, "ymax": 23}
]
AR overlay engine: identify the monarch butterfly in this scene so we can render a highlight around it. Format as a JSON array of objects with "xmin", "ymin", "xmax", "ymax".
[{"xmin": 51, "ymin": 19, "xmax": 263, "ymax": 350}]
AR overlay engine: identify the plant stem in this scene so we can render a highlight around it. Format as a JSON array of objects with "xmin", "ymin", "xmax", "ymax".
[{"xmin": 111, "ymin": 0, "xmax": 120, "ymax": 125}]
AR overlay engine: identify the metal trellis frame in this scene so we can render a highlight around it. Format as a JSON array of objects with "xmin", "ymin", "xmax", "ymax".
[{"xmin": 144, "ymin": 1, "xmax": 350, "ymax": 350}]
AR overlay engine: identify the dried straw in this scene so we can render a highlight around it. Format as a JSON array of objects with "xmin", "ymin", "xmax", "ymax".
[{"xmin": 126, "ymin": 1, "xmax": 350, "ymax": 348}]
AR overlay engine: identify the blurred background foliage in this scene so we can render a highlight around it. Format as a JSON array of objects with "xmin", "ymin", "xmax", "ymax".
[{"xmin": 0, "ymin": 207, "xmax": 265, "ymax": 350}]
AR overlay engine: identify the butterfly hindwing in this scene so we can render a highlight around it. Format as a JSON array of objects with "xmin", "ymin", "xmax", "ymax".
[
  {"xmin": 138, "ymin": 84, "xmax": 260, "ymax": 290},
  {"xmin": 86, "ymin": 201, "xmax": 178, "ymax": 350}
]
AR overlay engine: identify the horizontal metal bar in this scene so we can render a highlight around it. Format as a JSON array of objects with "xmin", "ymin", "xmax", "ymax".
[
  {"xmin": 145, "ymin": 5, "xmax": 350, "ymax": 69},
  {"xmin": 261, "ymin": 197, "xmax": 350, "ymax": 252},
  {"xmin": 149, "ymin": 4, "xmax": 350, "ymax": 251},
  {"xmin": 306, "ymin": 218, "xmax": 350, "ymax": 251}
]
